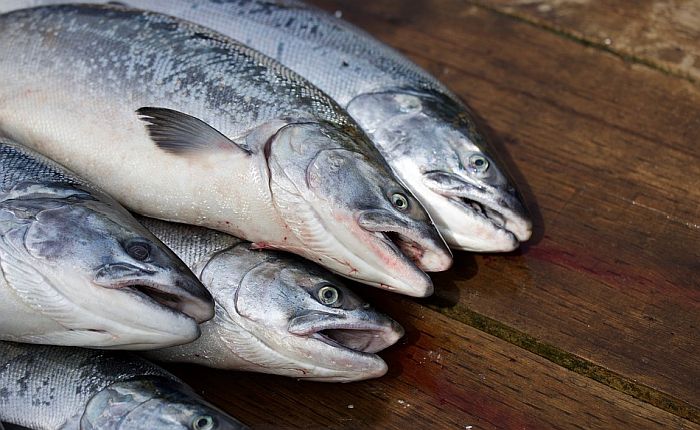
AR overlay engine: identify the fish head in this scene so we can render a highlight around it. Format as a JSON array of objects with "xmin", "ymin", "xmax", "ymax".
[
  {"xmin": 266, "ymin": 122, "xmax": 451, "ymax": 297},
  {"xmin": 346, "ymin": 88, "xmax": 532, "ymax": 251},
  {"xmin": 9, "ymin": 183, "xmax": 213, "ymax": 348},
  {"xmin": 81, "ymin": 377, "xmax": 246, "ymax": 429},
  {"xmin": 203, "ymin": 244, "xmax": 403, "ymax": 382}
]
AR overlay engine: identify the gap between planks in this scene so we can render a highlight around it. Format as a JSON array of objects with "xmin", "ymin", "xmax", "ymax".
[
  {"xmin": 424, "ymin": 300, "xmax": 700, "ymax": 423},
  {"xmin": 467, "ymin": 0, "xmax": 699, "ymax": 86}
]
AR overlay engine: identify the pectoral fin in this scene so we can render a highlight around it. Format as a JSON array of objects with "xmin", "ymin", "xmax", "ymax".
[{"xmin": 137, "ymin": 107, "xmax": 251, "ymax": 155}]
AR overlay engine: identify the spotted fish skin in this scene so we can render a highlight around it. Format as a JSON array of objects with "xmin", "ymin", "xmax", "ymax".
[
  {"xmin": 0, "ymin": 139, "xmax": 213, "ymax": 350},
  {"xmin": 0, "ymin": 0, "xmax": 531, "ymax": 250},
  {"xmin": 0, "ymin": 342, "xmax": 248, "ymax": 430},
  {"xmin": 137, "ymin": 217, "xmax": 403, "ymax": 382},
  {"xmin": 0, "ymin": 4, "xmax": 452, "ymax": 297}
]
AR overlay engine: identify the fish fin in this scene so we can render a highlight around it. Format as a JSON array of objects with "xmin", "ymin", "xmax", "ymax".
[{"xmin": 136, "ymin": 107, "xmax": 251, "ymax": 155}]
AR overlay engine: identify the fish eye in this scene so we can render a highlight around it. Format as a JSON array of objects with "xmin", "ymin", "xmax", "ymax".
[
  {"xmin": 126, "ymin": 241, "xmax": 150, "ymax": 261},
  {"xmin": 469, "ymin": 154, "xmax": 489, "ymax": 173},
  {"xmin": 318, "ymin": 285, "xmax": 341, "ymax": 306},
  {"xmin": 192, "ymin": 415, "xmax": 215, "ymax": 430},
  {"xmin": 391, "ymin": 193, "xmax": 409, "ymax": 211}
]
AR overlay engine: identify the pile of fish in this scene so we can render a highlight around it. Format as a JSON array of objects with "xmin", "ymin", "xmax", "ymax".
[{"xmin": 0, "ymin": 0, "xmax": 531, "ymax": 428}]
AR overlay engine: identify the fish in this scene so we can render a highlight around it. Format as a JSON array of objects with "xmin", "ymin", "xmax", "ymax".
[
  {"xmin": 0, "ymin": 0, "xmax": 532, "ymax": 251},
  {"xmin": 0, "ymin": 4, "xmax": 451, "ymax": 297},
  {"xmin": 139, "ymin": 217, "xmax": 404, "ymax": 382},
  {"xmin": 0, "ymin": 342, "xmax": 247, "ymax": 429},
  {"xmin": 0, "ymin": 138, "xmax": 214, "ymax": 349}
]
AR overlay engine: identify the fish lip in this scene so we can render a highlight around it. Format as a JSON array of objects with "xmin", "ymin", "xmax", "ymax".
[
  {"xmin": 97, "ymin": 275, "xmax": 213, "ymax": 323},
  {"xmin": 289, "ymin": 315, "xmax": 404, "ymax": 355},
  {"xmin": 357, "ymin": 210, "xmax": 452, "ymax": 273},
  {"xmin": 424, "ymin": 171, "xmax": 532, "ymax": 242}
]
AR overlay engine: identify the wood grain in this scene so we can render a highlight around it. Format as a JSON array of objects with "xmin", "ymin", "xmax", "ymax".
[
  {"xmin": 136, "ymin": 0, "xmax": 700, "ymax": 427},
  {"xmin": 306, "ymin": 0, "xmax": 700, "ymax": 410},
  {"xmin": 169, "ymin": 301, "xmax": 699, "ymax": 430},
  {"xmin": 479, "ymin": 0, "xmax": 700, "ymax": 83}
]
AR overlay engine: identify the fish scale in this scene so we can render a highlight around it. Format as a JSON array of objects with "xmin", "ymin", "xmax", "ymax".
[
  {"xmin": 0, "ymin": 143, "xmax": 85, "ymax": 190},
  {"xmin": 0, "ymin": 343, "xmax": 169, "ymax": 429},
  {"xmin": 138, "ymin": 217, "xmax": 240, "ymax": 272},
  {"xmin": 0, "ymin": 0, "xmax": 532, "ymax": 253},
  {"xmin": 0, "ymin": 138, "xmax": 214, "ymax": 350},
  {"xmin": 0, "ymin": 3, "xmax": 453, "ymax": 297}
]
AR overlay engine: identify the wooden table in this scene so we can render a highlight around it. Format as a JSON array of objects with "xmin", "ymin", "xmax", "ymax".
[{"xmin": 168, "ymin": 1, "xmax": 700, "ymax": 428}]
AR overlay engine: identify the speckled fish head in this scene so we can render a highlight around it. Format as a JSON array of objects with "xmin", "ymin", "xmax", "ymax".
[
  {"xmin": 266, "ymin": 121, "xmax": 451, "ymax": 297},
  {"xmin": 1, "ymin": 183, "xmax": 213, "ymax": 348},
  {"xmin": 80, "ymin": 377, "xmax": 247, "ymax": 429},
  {"xmin": 203, "ymin": 244, "xmax": 403, "ymax": 382},
  {"xmin": 347, "ymin": 88, "xmax": 532, "ymax": 252}
]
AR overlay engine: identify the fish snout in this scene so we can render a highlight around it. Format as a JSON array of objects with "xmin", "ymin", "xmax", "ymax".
[
  {"xmin": 289, "ymin": 308, "xmax": 404, "ymax": 354},
  {"xmin": 423, "ymin": 171, "xmax": 532, "ymax": 244},
  {"xmin": 500, "ymin": 189, "xmax": 533, "ymax": 242},
  {"xmin": 94, "ymin": 263, "xmax": 214, "ymax": 323},
  {"xmin": 358, "ymin": 209, "xmax": 452, "ymax": 272},
  {"xmin": 166, "ymin": 271, "xmax": 215, "ymax": 323}
]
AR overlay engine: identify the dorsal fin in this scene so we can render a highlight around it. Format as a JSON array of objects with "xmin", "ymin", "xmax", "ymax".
[{"xmin": 136, "ymin": 107, "xmax": 251, "ymax": 155}]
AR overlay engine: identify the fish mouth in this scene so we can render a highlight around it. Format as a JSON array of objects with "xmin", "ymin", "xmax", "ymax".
[
  {"xmin": 94, "ymin": 266, "xmax": 214, "ymax": 323},
  {"xmin": 308, "ymin": 321, "xmax": 404, "ymax": 355},
  {"xmin": 357, "ymin": 210, "xmax": 452, "ymax": 273},
  {"xmin": 423, "ymin": 171, "xmax": 532, "ymax": 246},
  {"xmin": 289, "ymin": 312, "xmax": 404, "ymax": 360},
  {"xmin": 125, "ymin": 280, "xmax": 213, "ymax": 324}
]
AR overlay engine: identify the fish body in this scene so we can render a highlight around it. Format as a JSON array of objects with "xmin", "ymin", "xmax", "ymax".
[
  {"xmin": 0, "ymin": 139, "xmax": 214, "ymax": 349},
  {"xmin": 0, "ymin": 4, "xmax": 451, "ymax": 297},
  {"xmin": 0, "ymin": 342, "xmax": 247, "ymax": 429},
  {"xmin": 0, "ymin": 0, "xmax": 532, "ymax": 251},
  {"xmin": 140, "ymin": 217, "xmax": 404, "ymax": 382}
]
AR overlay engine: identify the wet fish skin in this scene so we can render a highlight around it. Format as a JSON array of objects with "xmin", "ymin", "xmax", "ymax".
[
  {"xmin": 0, "ymin": 3, "xmax": 451, "ymax": 297},
  {"xmin": 139, "ymin": 217, "xmax": 404, "ymax": 382},
  {"xmin": 0, "ymin": 0, "xmax": 533, "ymax": 251},
  {"xmin": 0, "ymin": 342, "xmax": 247, "ymax": 430},
  {"xmin": 0, "ymin": 139, "xmax": 214, "ymax": 349}
]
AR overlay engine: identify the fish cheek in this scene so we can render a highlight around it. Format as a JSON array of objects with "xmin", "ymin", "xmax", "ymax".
[
  {"xmin": 234, "ymin": 262, "xmax": 290, "ymax": 325},
  {"xmin": 81, "ymin": 384, "xmax": 149, "ymax": 429},
  {"xmin": 24, "ymin": 206, "xmax": 103, "ymax": 264}
]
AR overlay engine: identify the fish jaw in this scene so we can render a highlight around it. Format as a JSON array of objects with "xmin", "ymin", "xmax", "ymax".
[
  {"xmin": 23, "ymin": 269, "xmax": 202, "ymax": 350},
  {"xmin": 421, "ymin": 169, "xmax": 532, "ymax": 249},
  {"xmin": 288, "ymin": 310, "xmax": 405, "ymax": 355},
  {"xmin": 356, "ymin": 209, "xmax": 452, "ymax": 273},
  {"xmin": 309, "ymin": 210, "xmax": 436, "ymax": 297},
  {"xmin": 94, "ymin": 262, "xmax": 214, "ymax": 324}
]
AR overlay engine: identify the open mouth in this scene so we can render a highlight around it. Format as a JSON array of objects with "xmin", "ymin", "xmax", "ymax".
[
  {"xmin": 129, "ymin": 283, "xmax": 185, "ymax": 312},
  {"xmin": 449, "ymin": 195, "xmax": 507, "ymax": 230},
  {"xmin": 293, "ymin": 320, "xmax": 403, "ymax": 356},
  {"xmin": 312, "ymin": 327, "xmax": 394, "ymax": 355},
  {"xmin": 372, "ymin": 230, "xmax": 426, "ymax": 266},
  {"xmin": 117, "ymin": 279, "xmax": 208, "ymax": 322}
]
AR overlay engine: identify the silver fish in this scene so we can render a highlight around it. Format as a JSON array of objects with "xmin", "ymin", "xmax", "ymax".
[
  {"xmin": 0, "ymin": 0, "xmax": 532, "ymax": 251},
  {"xmin": 0, "ymin": 342, "xmax": 247, "ymax": 429},
  {"xmin": 0, "ymin": 4, "xmax": 451, "ymax": 297},
  {"xmin": 0, "ymin": 139, "xmax": 214, "ymax": 349},
  {"xmin": 139, "ymin": 218, "xmax": 404, "ymax": 382}
]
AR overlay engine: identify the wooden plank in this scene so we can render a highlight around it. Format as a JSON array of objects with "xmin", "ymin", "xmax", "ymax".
[
  {"xmin": 477, "ymin": 0, "xmax": 700, "ymax": 84},
  {"xmin": 306, "ymin": 0, "xmax": 700, "ymax": 408},
  {"xmin": 167, "ymin": 302, "xmax": 698, "ymax": 429}
]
